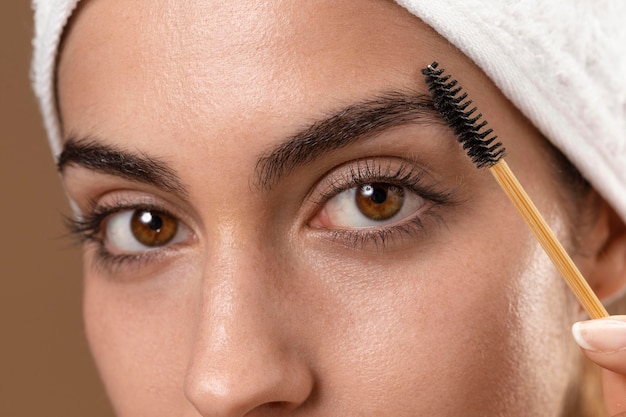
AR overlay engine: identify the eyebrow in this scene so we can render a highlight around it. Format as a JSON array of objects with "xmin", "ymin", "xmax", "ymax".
[
  {"xmin": 57, "ymin": 91, "xmax": 442, "ymax": 196},
  {"xmin": 255, "ymin": 91, "xmax": 442, "ymax": 190},
  {"xmin": 57, "ymin": 139, "xmax": 189, "ymax": 198}
]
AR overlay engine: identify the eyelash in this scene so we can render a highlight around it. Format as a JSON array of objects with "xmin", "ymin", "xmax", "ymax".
[
  {"xmin": 65, "ymin": 202, "xmax": 182, "ymax": 272},
  {"xmin": 311, "ymin": 159, "xmax": 457, "ymax": 249}
]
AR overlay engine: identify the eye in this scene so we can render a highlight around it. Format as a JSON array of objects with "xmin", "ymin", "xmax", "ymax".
[
  {"xmin": 311, "ymin": 182, "xmax": 427, "ymax": 229},
  {"xmin": 104, "ymin": 208, "xmax": 190, "ymax": 253}
]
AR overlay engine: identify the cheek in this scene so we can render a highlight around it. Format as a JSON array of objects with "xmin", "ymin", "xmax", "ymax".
[
  {"xmin": 82, "ymin": 261, "xmax": 200, "ymax": 415},
  {"xmin": 297, "ymin": 225, "xmax": 579, "ymax": 414}
]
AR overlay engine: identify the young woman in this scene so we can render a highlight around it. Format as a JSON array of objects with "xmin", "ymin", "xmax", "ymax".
[{"xmin": 32, "ymin": 0, "xmax": 626, "ymax": 415}]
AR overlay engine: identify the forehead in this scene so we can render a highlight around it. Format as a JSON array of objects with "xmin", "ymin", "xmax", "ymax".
[
  {"xmin": 59, "ymin": 0, "xmax": 432, "ymax": 80},
  {"xmin": 56, "ymin": 0, "xmax": 469, "ymax": 150}
]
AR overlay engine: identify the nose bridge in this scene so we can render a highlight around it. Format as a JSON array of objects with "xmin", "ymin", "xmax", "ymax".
[{"xmin": 183, "ymin": 228, "xmax": 313, "ymax": 416}]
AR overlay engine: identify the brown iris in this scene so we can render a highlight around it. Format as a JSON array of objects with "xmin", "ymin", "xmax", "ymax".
[
  {"xmin": 130, "ymin": 210, "xmax": 178, "ymax": 247},
  {"xmin": 355, "ymin": 183, "xmax": 405, "ymax": 220}
]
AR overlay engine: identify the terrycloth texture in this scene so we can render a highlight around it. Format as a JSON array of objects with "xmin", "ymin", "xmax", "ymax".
[
  {"xmin": 396, "ymin": 0, "xmax": 626, "ymax": 225},
  {"xmin": 32, "ymin": 0, "xmax": 626, "ymax": 224},
  {"xmin": 31, "ymin": 0, "xmax": 80, "ymax": 158}
]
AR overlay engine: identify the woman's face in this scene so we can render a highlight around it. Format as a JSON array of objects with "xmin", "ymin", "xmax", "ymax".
[{"xmin": 57, "ymin": 0, "xmax": 584, "ymax": 415}]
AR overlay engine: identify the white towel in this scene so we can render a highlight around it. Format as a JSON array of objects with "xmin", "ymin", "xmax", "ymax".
[
  {"xmin": 31, "ymin": 0, "xmax": 79, "ymax": 158},
  {"xmin": 32, "ymin": 0, "xmax": 626, "ymax": 223}
]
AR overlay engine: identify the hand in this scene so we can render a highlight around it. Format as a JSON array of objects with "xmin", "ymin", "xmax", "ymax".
[{"xmin": 573, "ymin": 315, "xmax": 626, "ymax": 417}]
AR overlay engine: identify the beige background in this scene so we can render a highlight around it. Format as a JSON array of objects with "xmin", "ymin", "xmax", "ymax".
[{"xmin": 1, "ymin": 1, "xmax": 115, "ymax": 416}]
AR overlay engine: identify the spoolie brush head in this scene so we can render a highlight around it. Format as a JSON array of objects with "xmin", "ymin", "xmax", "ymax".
[{"xmin": 422, "ymin": 61, "xmax": 505, "ymax": 168}]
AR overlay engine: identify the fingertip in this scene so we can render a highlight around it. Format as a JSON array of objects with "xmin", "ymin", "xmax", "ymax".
[
  {"xmin": 571, "ymin": 318, "xmax": 626, "ymax": 353},
  {"xmin": 572, "ymin": 318, "xmax": 626, "ymax": 375},
  {"xmin": 572, "ymin": 321, "xmax": 595, "ymax": 350}
]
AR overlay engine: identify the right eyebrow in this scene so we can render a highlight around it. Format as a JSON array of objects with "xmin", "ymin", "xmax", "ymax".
[
  {"xmin": 254, "ymin": 91, "xmax": 444, "ymax": 190},
  {"xmin": 57, "ymin": 139, "xmax": 189, "ymax": 198}
]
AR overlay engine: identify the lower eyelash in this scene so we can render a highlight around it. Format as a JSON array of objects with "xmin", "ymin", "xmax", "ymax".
[
  {"xmin": 323, "ymin": 205, "xmax": 444, "ymax": 250},
  {"xmin": 91, "ymin": 246, "xmax": 165, "ymax": 276}
]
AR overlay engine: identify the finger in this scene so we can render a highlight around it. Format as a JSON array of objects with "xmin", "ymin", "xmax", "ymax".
[
  {"xmin": 573, "ymin": 316, "xmax": 626, "ymax": 415},
  {"xmin": 572, "ymin": 316, "xmax": 626, "ymax": 374},
  {"xmin": 603, "ymin": 369, "xmax": 626, "ymax": 417}
]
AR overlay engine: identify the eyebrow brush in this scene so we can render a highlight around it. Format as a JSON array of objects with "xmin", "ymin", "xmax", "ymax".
[{"xmin": 422, "ymin": 61, "xmax": 608, "ymax": 320}]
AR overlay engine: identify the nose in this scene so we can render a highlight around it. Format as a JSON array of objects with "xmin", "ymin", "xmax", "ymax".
[{"xmin": 183, "ymin": 246, "xmax": 315, "ymax": 416}]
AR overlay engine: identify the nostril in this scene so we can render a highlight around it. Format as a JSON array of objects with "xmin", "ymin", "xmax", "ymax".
[
  {"xmin": 247, "ymin": 401, "xmax": 288, "ymax": 414},
  {"xmin": 266, "ymin": 401, "xmax": 288, "ymax": 409},
  {"xmin": 253, "ymin": 399, "xmax": 316, "ymax": 416}
]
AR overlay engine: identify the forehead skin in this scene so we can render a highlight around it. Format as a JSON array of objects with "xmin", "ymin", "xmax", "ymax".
[
  {"xmin": 56, "ymin": 0, "xmax": 580, "ymax": 416},
  {"xmin": 58, "ymin": 0, "xmax": 494, "ymax": 152}
]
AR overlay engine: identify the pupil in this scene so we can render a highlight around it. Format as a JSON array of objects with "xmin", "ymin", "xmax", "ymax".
[
  {"xmin": 140, "ymin": 211, "xmax": 163, "ymax": 231},
  {"xmin": 370, "ymin": 187, "xmax": 387, "ymax": 204}
]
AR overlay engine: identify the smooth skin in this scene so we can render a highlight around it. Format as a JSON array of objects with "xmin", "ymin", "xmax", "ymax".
[{"xmin": 56, "ymin": 0, "xmax": 626, "ymax": 415}]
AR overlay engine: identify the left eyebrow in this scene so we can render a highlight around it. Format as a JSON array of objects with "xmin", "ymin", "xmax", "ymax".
[
  {"xmin": 57, "ymin": 138, "xmax": 189, "ymax": 198},
  {"xmin": 255, "ymin": 91, "xmax": 443, "ymax": 190}
]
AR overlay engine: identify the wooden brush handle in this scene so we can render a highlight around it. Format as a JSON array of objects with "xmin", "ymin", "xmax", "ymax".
[{"xmin": 490, "ymin": 160, "xmax": 609, "ymax": 319}]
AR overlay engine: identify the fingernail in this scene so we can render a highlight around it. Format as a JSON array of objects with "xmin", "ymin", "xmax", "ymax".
[{"xmin": 572, "ymin": 319, "xmax": 626, "ymax": 352}]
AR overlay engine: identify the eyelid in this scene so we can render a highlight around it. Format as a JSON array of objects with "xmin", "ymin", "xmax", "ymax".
[
  {"xmin": 69, "ymin": 193, "xmax": 171, "ymax": 237},
  {"xmin": 311, "ymin": 157, "xmax": 450, "ymax": 206},
  {"xmin": 65, "ymin": 191, "xmax": 197, "ymax": 274}
]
